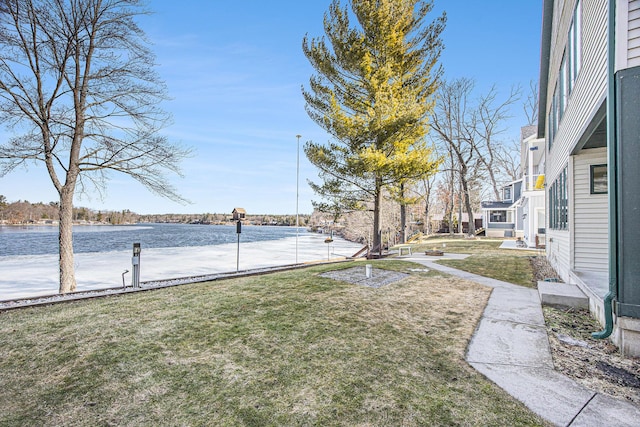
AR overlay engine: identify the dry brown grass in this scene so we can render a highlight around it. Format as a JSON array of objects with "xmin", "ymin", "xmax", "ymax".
[{"xmin": 0, "ymin": 261, "xmax": 547, "ymax": 426}]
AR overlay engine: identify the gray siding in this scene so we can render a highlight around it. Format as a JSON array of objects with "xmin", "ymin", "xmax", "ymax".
[{"xmin": 573, "ymin": 148, "xmax": 608, "ymax": 272}]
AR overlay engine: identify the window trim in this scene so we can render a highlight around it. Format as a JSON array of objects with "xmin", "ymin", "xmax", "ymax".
[
  {"xmin": 549, "ymin": 166, "xmax": 569, "ymax": 230},
  {"xmin": 590, "ymin": 164, "xmax": 607, "ymax": 194}
]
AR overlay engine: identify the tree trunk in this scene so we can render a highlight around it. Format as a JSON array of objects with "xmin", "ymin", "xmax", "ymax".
[
  {"xmin": 448, "ymin": 165, "xmax": 455, "ymax": 236},
  {"xmin": 424, "ymin": 201, "xmax": 430, "ymax": 235},
  {"xmin": 487, "ymin": 164, "xmax": 501, "ymax": 201},
  {"xmin": 373, "ymin": 179, "xmax": 382, "ymax": 256},
  {"xmin": 399, "ymin": 183, "xmax": 406, "ymax": 244},
  {"xmin": 58, "ymin": 187, "xmax": 77, "ymax": 293},
  {"xmin": 458, "ymin": 178, "xmax": 463, "ymax": 234},
  {"xmin": 460, "ymin": 175, "xmax": 476, "ymax": 236},
  {"xmin": 400, "ymin": 203, "xmax": 406, "ymax": 244}
]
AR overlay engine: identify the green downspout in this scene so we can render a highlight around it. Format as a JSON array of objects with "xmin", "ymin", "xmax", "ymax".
[{"xmin": 593, "ymin": 0, "xmax": 617, "ymax": 339}]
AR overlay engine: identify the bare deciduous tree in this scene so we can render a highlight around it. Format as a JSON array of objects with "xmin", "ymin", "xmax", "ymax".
[
  {"xmin": 431, "ymin": 78, "xmax": 478, "ymax": 235},
  {"xmin": 408, "ymin": 162, "xmax": 438, "ymax": 235},
  {"xmin": 524, "ymin": 79, "xmax": 539, "ymax": 126},
  {"xmin": 0, "ymin": 0, "xmax": 191, "ymax": 293},
  {"xmin": 431, "ymin": 78, "xmax": 524, "ymax": 236},
  {"xmin": 473, "ymin": 85, "xmax": 520, "ymax": 200},
  {"xmin": 494, "ymin": 139, "xmax": 521, "ymax": 183}
]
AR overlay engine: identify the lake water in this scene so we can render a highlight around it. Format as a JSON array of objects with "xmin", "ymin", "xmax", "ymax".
[
  {"xmin": 0, "ymin": 224, "xmax": 365, "ymax": 300},
  {"xmin": 0, "ymin": 223, "xmax": 310, "ymax": 256}
]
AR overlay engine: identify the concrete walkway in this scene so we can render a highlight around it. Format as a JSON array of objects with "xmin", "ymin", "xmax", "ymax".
[{"xmin": 402, "ymin": 253, "xmax": 640, "ymax": 427}]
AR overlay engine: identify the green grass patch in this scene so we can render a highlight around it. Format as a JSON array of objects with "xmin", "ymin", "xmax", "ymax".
[
  {"xmin": 0, "ymin": 261, "xmax": 546, "ymax": 426},
  {"xmin": 413, "ymin": 237, "xmax": 539, "ymax": 288},
  {"xmin": 414, "ymin": 236, "xmax": 506, "ymax": 254}
]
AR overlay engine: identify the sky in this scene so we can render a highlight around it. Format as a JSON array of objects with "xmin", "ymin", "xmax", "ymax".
[{"xmin": 0, "ymin": 1, "xmax": 543, "ymax": 216}]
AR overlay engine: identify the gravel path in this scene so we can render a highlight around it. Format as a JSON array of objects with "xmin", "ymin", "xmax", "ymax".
[{"xmin": 320, "ymin": 266, "xmax": 409, "ymax": 288}]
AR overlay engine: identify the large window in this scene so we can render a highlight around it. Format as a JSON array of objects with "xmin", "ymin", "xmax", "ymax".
[
  {"xmin": 489, "ymin": 210, "xmax": 513, "ymax": 223},
  {"xmin": 549, "ymin": 84, "xmax": 559, "ymax": 149},
  {"xmin": 548, "ymin": 0, "xmax": 582, "ymax": 149},
  {"xmin": 491, "ymin": 210, "xmax": 507, "ymax": 223},
  {"xmin": 568, "ymin": 0, "xmax": 582, "ymax": 88},
  {"xmin": 549, "ymin": 166, "xmax": 568, "ymax": 230}
]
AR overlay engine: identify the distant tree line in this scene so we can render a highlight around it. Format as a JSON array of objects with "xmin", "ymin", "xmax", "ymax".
[{"xmin": 0, "ymin": 196, "xmax": 309, "ymax": 227}]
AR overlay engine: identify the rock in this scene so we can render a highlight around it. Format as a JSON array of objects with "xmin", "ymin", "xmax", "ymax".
[{"xmin": 557, "ymin": 333, "xmax": 591, "ymax": 348}]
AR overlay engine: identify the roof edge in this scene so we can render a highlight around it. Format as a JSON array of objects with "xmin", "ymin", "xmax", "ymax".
[{"xmin": 537, "ymin": 0, "xmax": 555, "ymax": 139}]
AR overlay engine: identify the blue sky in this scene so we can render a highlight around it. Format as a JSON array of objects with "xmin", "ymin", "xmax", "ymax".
[{"xmin": 0, "ymin": 1, "xmax": 542, "ymax": 215}]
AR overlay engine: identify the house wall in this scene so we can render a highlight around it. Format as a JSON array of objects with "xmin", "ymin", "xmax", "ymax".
[
  {"xmin": 523, "ymin": 192, "xmax": 545, "ymax": 247},
  {"xmin": 547, "ymin": 230, "xmax": 572, "ymax": 281},
  {"xmin": 572, "ymin": 147, "xmax": 608, "ymax": 272},
  {"xmin": 616, "ymin": 0, "xmax": 640, "ymax": 70},
  {"xmin": 628, "ymin": 1, "xmax": 640, "ymax": 64},
  {"xmin": 545, "ymin": 0, "xmax": 608, "ymax": 281}
]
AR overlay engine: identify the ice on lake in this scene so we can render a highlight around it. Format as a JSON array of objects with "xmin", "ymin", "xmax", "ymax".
[{"xmin": 0, "ymin": 233, "xmax": 365, "ymax": 301}]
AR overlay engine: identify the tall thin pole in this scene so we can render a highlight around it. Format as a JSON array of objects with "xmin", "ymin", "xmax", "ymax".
[{"xmin": 296, "ymin": 134, "xmax": 301, "ymax": 264}]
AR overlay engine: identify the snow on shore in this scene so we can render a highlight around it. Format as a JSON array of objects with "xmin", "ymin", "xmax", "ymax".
[{"xmin": 0, "ymin": 234, "xmax": 364, "ymax": 301}]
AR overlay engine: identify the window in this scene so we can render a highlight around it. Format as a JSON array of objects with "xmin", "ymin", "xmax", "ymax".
[
  {"xmin": 590, "ymin": 164, "xmax": 607, "ymax": 194},
  {"xmin": 489, "ymin": 210, "xmax": 514, "ymax": 223},
  {"xmin": 503, "ymin": 186, "xmax": 512, "ymax": 201},
  {"xmin": 491, "ymin": 210, "xmax": 507, "ymax": 223},
  {"xmin": 568, "ymin": 0, "xmax": 582, "ymax": 88},
  {"xmin": 549, "ymin": 166, "xmax": 568, "ymax": 230},
  {"xmin": 559, "ymin": 54, "xmax": 567, "ymax": 116},
  {"xmin": 549, "ymin": 83, "xmax": 560, "ymax": 150}
]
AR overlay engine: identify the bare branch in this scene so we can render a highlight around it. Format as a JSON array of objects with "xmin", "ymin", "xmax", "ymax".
[{"xmin": 0, "ymin": 0, "xmax": 190, "ymax": 292}]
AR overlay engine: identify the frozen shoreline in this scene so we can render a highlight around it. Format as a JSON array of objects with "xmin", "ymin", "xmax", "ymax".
[{"xmin": 0, "ymin": 234, "xmax": 365, "ymax": 301}]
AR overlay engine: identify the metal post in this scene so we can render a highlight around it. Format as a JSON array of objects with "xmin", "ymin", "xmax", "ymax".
[
  {"xmin": 296, "ymin": 134, "xmax": 301, "ymax": 264},
  {"xmin": 236, "ymin": 220, "xmax": 241, "ymax": 272},
  {"xmin": 132, "ymin": 243, "xmax": 141, "ymax": 288}
]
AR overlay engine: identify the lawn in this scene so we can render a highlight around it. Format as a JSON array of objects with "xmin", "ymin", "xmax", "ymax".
[
  {"xmin": 412, "ymin": 236, "xmax": 540, "ymax": 288},
  {"xmin": 0, "ymin": 261, "xmax": 547, "ymax": 426}
]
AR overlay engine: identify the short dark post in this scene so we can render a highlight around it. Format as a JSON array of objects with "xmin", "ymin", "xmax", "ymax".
[
  {"xmin": 236, "ymin": 220, "xmax": 242, "ymax": 272},
  {"xmin": 122, "ymin": 269, "xmax": 129, "ymax": 289}
]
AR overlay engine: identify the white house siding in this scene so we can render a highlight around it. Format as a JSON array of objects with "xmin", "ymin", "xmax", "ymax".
[
  {"xmin": 628, "ymin": 0, "xmax": 640, "ymax": 66},
  {"xmin": 573, "ymin": 148, "xmax": 609, "ymax": 272},
  {"xmin": 545, "ymin": 0, "xmax": 608, "ymax": 282},
  {"xmin": 523, "ymin": 192, "xmax": 545, "ymax": 247},
  {"xmin": 547, "ymin": 0, "xmax": 607, "ymax": 181},
  {"xmin": 548, "ymin": 230, "xmax": 572, "ymax": 281}
]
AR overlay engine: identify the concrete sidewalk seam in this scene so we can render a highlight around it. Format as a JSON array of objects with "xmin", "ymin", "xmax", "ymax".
[
  {"xmin": 481, "ymin": 314, "xmax": 548, "ymax": 329},
  {"xmin": 566, "ymin": 393, "xmax": 597, "ymax": 427},
  {"xmin": 465, "ymin": 360, "xmax": 554, "ymax": 369}
]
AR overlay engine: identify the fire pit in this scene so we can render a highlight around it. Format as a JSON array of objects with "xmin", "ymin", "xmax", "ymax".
[{"xmin": 425, "ymin": 249, "xmax": 444, "ymax": 256}]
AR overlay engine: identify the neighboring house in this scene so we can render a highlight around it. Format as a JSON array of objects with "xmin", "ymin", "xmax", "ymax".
[
  {"xmin": 232, "ymin": 208, "xmax": 246, "ymax": 221},
  {"xmin": 520, "ymin": 127, "xmax": 547, "ymax": 248},
  {"xmin": 481, "ymin": 126, "xmax": 545, "ymax": 244},
  {"xmin": 538, "ymin": 0, "xmax": 640, "ymax": 355},
  {"xmin": 481, "ymin": 179, "xmax": 523, "ymax": 239}
]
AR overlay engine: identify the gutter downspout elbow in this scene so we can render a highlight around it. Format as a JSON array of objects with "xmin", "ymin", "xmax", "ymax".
[{"xmin": 593, "ymin": 286, "xmax": 615, "ymax": 339}]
